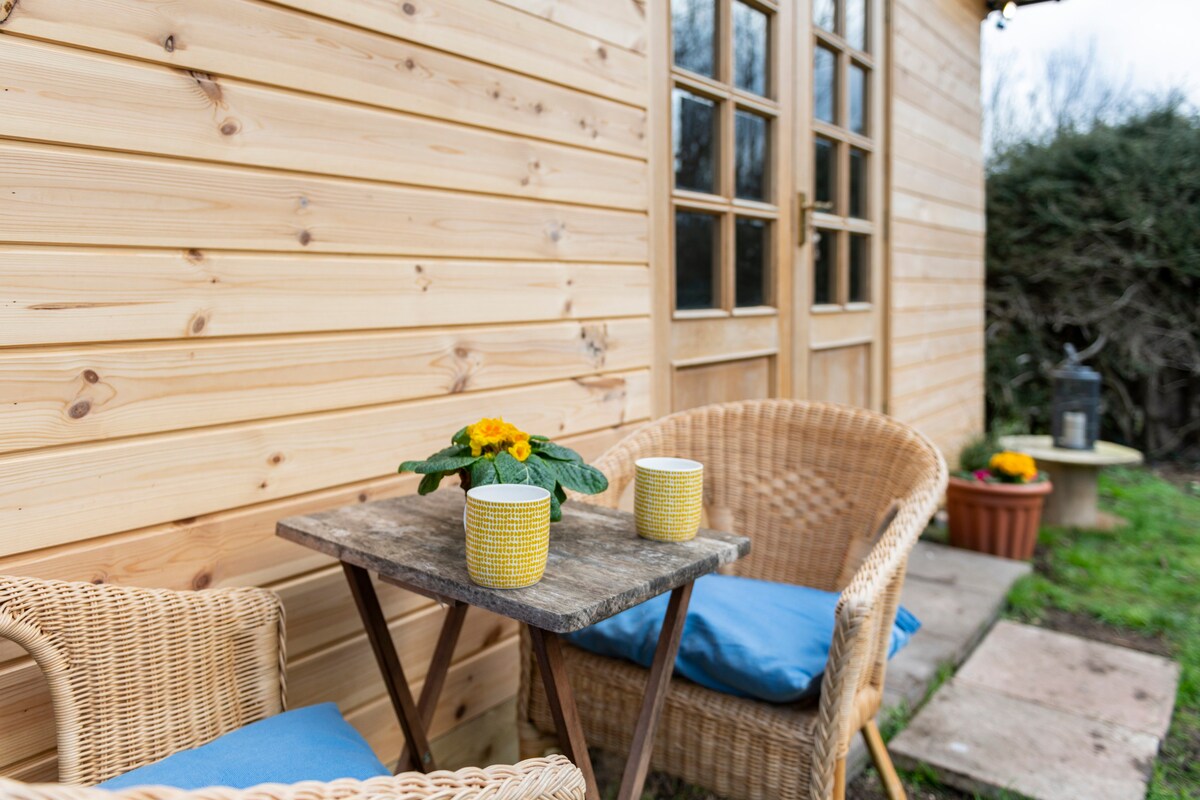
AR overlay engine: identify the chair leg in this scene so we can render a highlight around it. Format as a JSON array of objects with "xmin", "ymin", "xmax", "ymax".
[
  {"xmin": 833, "ymin": 757, "xmax": 847, "ymax": 800},
  {"xmin": 862, "ymin": 720, "xmax": 907, "ymax": 800}
]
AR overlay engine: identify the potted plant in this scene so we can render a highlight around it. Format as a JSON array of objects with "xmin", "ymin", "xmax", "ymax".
[
  {"xmin": 398, "ymin": 417, "xmax": 608, "ymax": 521},
  {"xmin": 946, "ymin": 439, "xmax": 1053, "ymax": 561}
]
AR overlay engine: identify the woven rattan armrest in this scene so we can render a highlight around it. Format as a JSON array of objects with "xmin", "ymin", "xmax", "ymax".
[{"xmin": 0, "ymin": 756, "xmax": 586, "ymax": 800}]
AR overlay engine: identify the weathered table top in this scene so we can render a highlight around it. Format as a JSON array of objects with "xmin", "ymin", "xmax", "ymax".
[
  {"xmin": 1000, "ymin": 435, "xmax": 1144, "ymax": 467},
  {"xmin": 277, "ymin": 491, "xmax": 750, "ymax": 633}
]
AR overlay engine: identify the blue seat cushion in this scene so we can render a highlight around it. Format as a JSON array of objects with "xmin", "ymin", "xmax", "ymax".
[
  {"xmin": 564, "ymin": 574, "xmax": 920, "ymax": 704},
  {"xmin": 98, "ymin": 703, "xmax": 390, "ymax": 789}
]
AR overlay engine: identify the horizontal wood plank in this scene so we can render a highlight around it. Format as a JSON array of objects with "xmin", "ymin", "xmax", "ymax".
[
  {"xmin": 492, "ymin": 0, "xmax": 647, "ymax": 54},
  {"xmin": 0, "ymin": 319, "xmax": 651, "ymax": 452},
  {"xmin": 274, "ymin": 0, "xmax": 646, "ymax": 107},
  {"xmin": 0, "ymin": 142, "xmax": 648, "ymax": 260},
  {"xmin": 288, "ymin": 604, "xmax": 516, "ymax": 711},
  {"xmin": 345, "ymin": 636, "xmax": 521, "ymax": 758},
  {"xmin": 0, "ymin": 37, "xmax": 647, "ymax": 210},
  {"xmin": 0, "ymin": 247, "xmax": 650, "ymax": 347},
  {"xmin": 0, "ymin": 0, "xmax": 648, "ymax": 156},
  {"xmin": 0, "ymin": 374, "xmax": 650, "ymax": 556}
]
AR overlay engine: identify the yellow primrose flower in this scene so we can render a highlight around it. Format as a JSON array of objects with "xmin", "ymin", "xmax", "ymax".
[
  {"xmin": 508, "ymin": 440, "xmax": 532, "ymax": 462},
  {"xmin": 468, "ymin": 417, "xmax": 509, "ymax": 451},
  {"xmin": 989, "ymin": 451, "xmax": 1038, "ymax": 482}
]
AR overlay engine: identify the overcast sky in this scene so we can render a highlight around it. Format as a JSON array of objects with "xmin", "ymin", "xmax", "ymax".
[{"xmin": 982, "ymin": 0, "xmax": 1200, "ymax": 145}]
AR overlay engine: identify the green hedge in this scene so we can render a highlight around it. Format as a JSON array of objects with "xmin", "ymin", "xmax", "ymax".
[{"xmin": 986, "ymin": 104, "xmax": 1200, "ymax": 461}]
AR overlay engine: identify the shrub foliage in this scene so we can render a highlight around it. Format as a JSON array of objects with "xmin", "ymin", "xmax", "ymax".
[{"xmin": 986, "ymin": 104, "xmax": 1200, "ymax": 460}]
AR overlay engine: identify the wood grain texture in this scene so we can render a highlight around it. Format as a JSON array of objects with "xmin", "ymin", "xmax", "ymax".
[
  {"xmin": 492, "ymin": 0, "xmax": 648, "ymax": 54},
  {"xmin": 273, "ymin": 0, "xmax": 647, "ymax": 107},
  {"xmin": 0, "ymin": 142, "xmax": 648, "ymax": 260},
  {"xmin": 0, "ymin": 36, "xmax": 647, "ymax": 210},
  {"xmin": 278, "ymin": 491, "xmax": 749, "ymax": 633},
  {"xmin": 0, "ymin": 371, "xmax": 650, "ymax": 556},
  {"xmin": 0, "ymin": 319, "xmax": 650, "ymax": 452},
  {"xmin": 0, "ymin": 0, "xmax": 648, "ymax": 156},
  {"xmin": 0, "ymin": 247, "xmax": 650, "ymax": 347},
  {"xmin": 886, "ymin": 0, "xmax": 986, "ymax": 458}
]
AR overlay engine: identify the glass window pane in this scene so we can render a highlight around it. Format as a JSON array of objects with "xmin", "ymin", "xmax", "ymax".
[
  {"xmin": 814, "ymin": 0, "xmax": 836, "ymax": 32},
  {"xmin": 849, "ymin": 147, "xmax": 867, "ymax": 218},
  {"xmin": 672, "ymin": 0, "xmax": 715, "ymax": 77},
  {"xmin": 849, "ymin": 233, "xmax": 870, "ymax": 302},
  {"xmin": 673, "ymin": 88, "xmax": 717, "ymax": 193},
  {"xmin": 675, "ymin": 210, "xmax": 719, "ymax": 309},
  {"xmin": 733, "ymin": 1, "xmax": 769, "ymax": 97},
  {"xmin": 735, "ymin": 111, "xmax": 769, "ymax": 201},
  {"xmin": 814, "ymin": 46, "xmax": 837, "ymax": 124},
  {"xmin": 735, "ymin": 218, "xmax": 769, "ymax": 307},
  {"xmin": 813, "ymin": 229, "xmax": 837, "ymax": 305},
  {"xmin": 849, "ymin": 63, "xmax": 867, "ymax": 134},
  {"xmin": 845, "ymin": 0, "xmax": 866, "ymax": 50},
  {"xmin": 815, "ymin": 137, "xmax": 837, "ymax": 210}
]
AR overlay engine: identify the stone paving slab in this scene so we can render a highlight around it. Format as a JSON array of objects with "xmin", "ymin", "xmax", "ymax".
[
  {"xmin": 847, "ymin": 540, "xmax": 1031, "ymax": 777},
  {"xmin": 958, "ymin": 621, "xmax": 1180, "ymax": 739},
  {"xmin": 891, "ymin": 681, "xmax": 1160, "ymax": 800},
  {"xmin": 890, "ymin": 622, "xmax": 1180, "ymax": 800}
]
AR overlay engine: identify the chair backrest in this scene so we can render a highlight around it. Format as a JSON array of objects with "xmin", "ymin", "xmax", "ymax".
[
  {"xmin": 585, "ymin": 399, "xmax": 946, "ymax": 592},
  {"xmin": 0, "ymin": 576, "xmax": 285, "ymax": 785}
]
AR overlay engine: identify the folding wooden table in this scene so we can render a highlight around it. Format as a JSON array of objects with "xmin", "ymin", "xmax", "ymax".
[{"xmin": 277, "ymin": 490, "xmax": 749, "ymax": 800}]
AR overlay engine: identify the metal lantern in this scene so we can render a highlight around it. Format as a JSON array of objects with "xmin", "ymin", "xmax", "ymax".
[{"xmin": 1050, "ymin": 345, "xmax": 1100, "ymax": 451}]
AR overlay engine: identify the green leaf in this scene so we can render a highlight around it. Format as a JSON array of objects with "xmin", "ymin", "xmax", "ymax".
[
  {"xmin": 399, "ymin": 453, "xmax": 480, "ymax": 474},
  {"xmin": 553, "ymin": 484, "xmax": 567, "ymax": 503},
  {"xmin": 494, "ymin": 452, "xmax": 563, "ymax": 521},
  {"xmin": 531, "ymin": 440, "xmax": 584, "ymax": 463},
  {"xmin": 417, "ymin": 471, "xmax": 446, "ymax": 495},
  {"xmin": 452, "ymin": 426, "xmax": 471, "ymax": 446},
  {"xmin": 494, "ymin": 451, "xmax": 552, "ymax": 488},
  {"xmin": 542, "ymin": 458, "xmax": 608, "ymax": 495},
  {"xmin": 529, "ymin": 434, "xmax": 551, "ymax": 442},
  {"xmin": 469, "ymin": 458, "xmax": 499, "ymax": 489},
  {"xmin": 432, "ymin": 444, "xmax": 471, "ymax": 459}
]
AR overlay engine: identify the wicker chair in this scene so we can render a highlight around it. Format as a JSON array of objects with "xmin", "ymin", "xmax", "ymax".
[
  {"xmin": 519, "ymin": 400, "xmax": 947, "ymax": 800},
  {"xmin": 0, "ymin": 575, "xmax": 584, "ymax": 800}
]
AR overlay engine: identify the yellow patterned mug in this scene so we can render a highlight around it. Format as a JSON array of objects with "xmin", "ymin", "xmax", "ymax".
[
  {"xmin": 634, "ymin": 457, "xmax": 704, "ymax": 542},
  {"xmin": 464, "ymin": 484, "xmax": 551, "ymax": 589}
]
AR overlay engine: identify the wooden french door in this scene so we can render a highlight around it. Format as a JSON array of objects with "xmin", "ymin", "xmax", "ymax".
[
  {"xmin": 660, "ymin": 0, "xmax": 886, "ymax": 414},
  {"xmin": 794, "ymin": 0, "xmax": 887, "ymax": 411}
]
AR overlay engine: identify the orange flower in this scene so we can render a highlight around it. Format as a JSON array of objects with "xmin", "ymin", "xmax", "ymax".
[{"xmin": 989, "ymin": 451, "xmax": 1038, "ymax": 482}]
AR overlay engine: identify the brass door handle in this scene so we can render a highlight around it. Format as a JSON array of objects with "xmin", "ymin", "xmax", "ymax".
[{"xmin": 797, "ymin": 192, "xmax": 816, "ymax": 246}]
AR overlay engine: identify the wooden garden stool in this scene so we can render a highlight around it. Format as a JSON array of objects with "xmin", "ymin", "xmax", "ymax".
[{"xmin": 277, "ymin": 491, "xmax": 749, "ymax": 800}]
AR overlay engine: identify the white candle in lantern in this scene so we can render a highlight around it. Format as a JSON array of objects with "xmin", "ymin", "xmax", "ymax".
[{"xmin": 1062, "ymin": 411, "xmax": 1087, "ymax": 449}]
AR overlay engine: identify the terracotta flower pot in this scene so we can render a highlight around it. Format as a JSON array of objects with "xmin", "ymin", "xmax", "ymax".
[{"xmin": 945, "ymin": 476, "xmax": 1053, "ymax": 561}]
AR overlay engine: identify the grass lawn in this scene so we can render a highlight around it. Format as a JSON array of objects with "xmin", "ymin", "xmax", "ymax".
[{"xmin": 1005, "ymin": 467, "xmax": 1200, "ymax": 800}]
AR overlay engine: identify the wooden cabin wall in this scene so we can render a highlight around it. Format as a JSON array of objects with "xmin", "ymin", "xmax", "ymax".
[
  {"xmin": 0, "ymin": 0, "xmax": 650, "ymax": 778},
  {"xmin": 886, "ymin": 0, "xmax": 987, "ymax": 463}
]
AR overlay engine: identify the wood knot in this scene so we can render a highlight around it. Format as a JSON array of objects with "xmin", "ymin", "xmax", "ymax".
[
  {"xmin": 414, "ymin": 263, "xmax": 424, "ymax": 273},
  {"xmin": 1, "ymin": 0, "xmax": 18, "ymax": 23},
  {"xmin": 533, "ymin": 102, "xmax": 544, "ymax": 114},
  {"xmin": 68, "ymin": 400, "xmax": 91, "ymax": 419},
  {"xmin": 192, "ymin": 571, "xmax": 212, "ymax": 590},
  {"xmin": 404, "ymin": 57, "xmax": 415, "ymax": 70},
  {"xmin": 454, "ymin": 346, "xmax": 470, "ymax": 358},
  {"xmin": 163, "ymin": 34, "xmax": 176, "ymax": 52},
  {"xmin": 187, "ymin": 71, "xmax": 224, "ymax": 108},
  {"xmin": 298, "ymin": 229, "xmax": 312, "ymax": 246},
  {"xmin": 82, "ymin": 369, "xmax": 100, "ymax": 384},
  {"xmin": 358, "ymin": 492, "xmax": 369, "ymax": 502},
  {"xmin": 597, "ymin": 46, "xmax": 608, "ymax": 60},
  {"xmin": 219, "ymin": 118, "xmax": 241, "ymax": 136},
  {"xmin": 185, "ymin": 248, "xmax": 204, "ymax": 263},
  {"xmin": 190, "ymin": 315, "xmax": 207, "ymax": 334},
  {"xmin": 269, "ymin": 452, "xmax": 284, "ymax": 465},
  {"xmin": 259, "ymin": 480, "xmax": 269, "ymax": 489},
  {"xmin": 402, "ymin": 1, "xmax": 416, "ymax": 14},
  {"xmin": 455, "ymin": 703, "xmax": 467, "ymax": 720}
]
